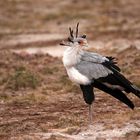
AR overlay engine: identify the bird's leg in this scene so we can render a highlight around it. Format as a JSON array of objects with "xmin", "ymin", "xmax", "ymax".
[{"xmin": 88, "ymin": 104, "xmax": 93, "ymax": 125}]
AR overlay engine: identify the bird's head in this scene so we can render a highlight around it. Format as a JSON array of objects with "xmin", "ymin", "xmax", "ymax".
[{"xmin": 60, "ymin": 23, "xmax": 88, "ymax": 48}]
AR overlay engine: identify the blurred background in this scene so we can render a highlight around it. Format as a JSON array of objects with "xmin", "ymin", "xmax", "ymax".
[
  {"xmin": 1, "ymin": 0, "xmax": 140, "ymax": 38},
  {"xmin": 0, "ymin": 0, "xmax": 140, "ymax": 139}
]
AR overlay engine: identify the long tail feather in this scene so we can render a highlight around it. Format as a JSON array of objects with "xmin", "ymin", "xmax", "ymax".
[
  {"xmin": 94, "ymin": 81, "xmax": 134, "ymax": 109},
  {"xmin": 131, "ymin": 84, "xmax": 140, "ymax": 98},
  {"xmin": 114, "ymin": 72, "xmax": 140, "ymax": 98}
]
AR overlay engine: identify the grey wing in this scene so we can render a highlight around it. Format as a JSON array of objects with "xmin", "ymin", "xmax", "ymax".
[
  {"xmin": 75, "ymin": 60, "xmax": 113, "ymax": 80},
  {"xmin": 80, "ymin": 51, "xmax": 108, "ymax": 63},
  {"xmin": 81, "ymin": 51, "xmax": 120, "ymax": 72}
]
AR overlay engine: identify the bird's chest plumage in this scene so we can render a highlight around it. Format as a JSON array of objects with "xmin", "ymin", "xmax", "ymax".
[
  {"xmin": 63, "ymin": 47, "xmax": 90, "ymax": 85},
  {"xmin": 66, "ymin": 67, "xmax": 90, "ymax": 85}
]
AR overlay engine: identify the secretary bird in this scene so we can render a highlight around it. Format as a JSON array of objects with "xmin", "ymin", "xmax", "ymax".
[{"xmin": 60, "ymin": 23, "xmax": 140, "ymax": 124}]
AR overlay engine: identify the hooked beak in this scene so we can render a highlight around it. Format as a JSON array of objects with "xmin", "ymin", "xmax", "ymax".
[{"xmin": 59, "ymin": 41, "xmax": 70, "ymax": 46}]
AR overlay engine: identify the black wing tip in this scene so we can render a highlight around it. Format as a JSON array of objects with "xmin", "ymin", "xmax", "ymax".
[
  {"xmin": 103, "ymin": 56, "xmax": 121, "ymax": 72},
  {"xmin": 102, "ymin": 60, "xmax": 121, "ymax": 72}
]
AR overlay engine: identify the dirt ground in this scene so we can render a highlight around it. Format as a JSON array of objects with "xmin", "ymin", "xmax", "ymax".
[{"xmin": 0, "ymin": 0, "xmax": 140, "ymax": 140}]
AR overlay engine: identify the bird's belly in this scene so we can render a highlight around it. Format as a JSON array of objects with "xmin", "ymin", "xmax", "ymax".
[{"xmin": 66, "ymin": 67, "xmax": 91, "ymax": 85}]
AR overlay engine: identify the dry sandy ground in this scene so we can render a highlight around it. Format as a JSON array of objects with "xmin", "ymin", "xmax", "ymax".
[{"xmin": 0, "ymin": 41, "xmax": 140, "ymax": 140}]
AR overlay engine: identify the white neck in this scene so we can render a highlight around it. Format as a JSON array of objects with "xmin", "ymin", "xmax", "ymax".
[{"xmin": 62, "ymin": 46, "xmax": 82, "ymax": 68}]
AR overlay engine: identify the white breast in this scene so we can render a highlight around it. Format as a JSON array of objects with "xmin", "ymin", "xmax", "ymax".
[
  {"xmin": 63, "ymin": 47, "xmax": 90, "ymax": 85},
  {"xmin": 66, "ymin": 67, "xmax": 90, "ymax": 85}
]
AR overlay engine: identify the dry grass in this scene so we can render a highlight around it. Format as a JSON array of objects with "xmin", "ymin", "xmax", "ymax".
[{"xmin": 6, "ymin": 67, "xmax": 39, "ymax": 90}]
